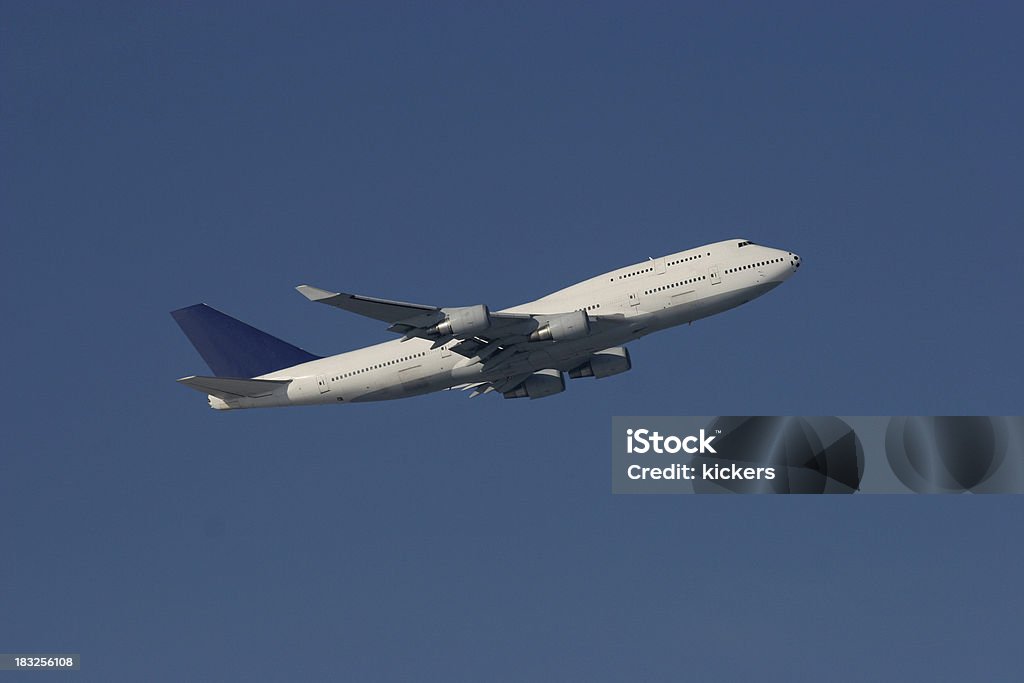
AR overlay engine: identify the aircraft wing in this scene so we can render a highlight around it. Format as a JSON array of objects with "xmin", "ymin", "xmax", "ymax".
[
  {"xmin": 296, "ymin": 284, "xmax": 629, "ymax": 369},
  {"xmin": 295, "ymin": 285, "xmax": 442, "ymax": 325}
]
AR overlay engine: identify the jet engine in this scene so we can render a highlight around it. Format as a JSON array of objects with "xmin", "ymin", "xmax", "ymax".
[
  {"xmin": 568, "ymin": 346, "xmax": 632, "ymax": 379},
  {"xmin": 428, "ymin": 304, "xmax": 491, "ymax": 336},
  {"xmin": 502, "ymin": 369, "xmax": 566, "ymax": 399},
  {"xmin": 529, "ymin": 310, "xmax": 590, "ymax": 342}
]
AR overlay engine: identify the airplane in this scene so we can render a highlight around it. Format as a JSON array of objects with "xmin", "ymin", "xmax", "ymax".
[{"xmin": 172, "ymin": 239, "xmax": 802, "ymax": 410}]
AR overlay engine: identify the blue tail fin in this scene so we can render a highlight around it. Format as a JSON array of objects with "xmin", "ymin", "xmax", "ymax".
[{"xmin": 171, "ymin": 304, "xmax": 321, "ymax": 378}]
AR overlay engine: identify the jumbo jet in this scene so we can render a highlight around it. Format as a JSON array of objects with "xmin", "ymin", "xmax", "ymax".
[{"xmin": 172, "ymin": 239, "xmax": 801, "ymax": 409}]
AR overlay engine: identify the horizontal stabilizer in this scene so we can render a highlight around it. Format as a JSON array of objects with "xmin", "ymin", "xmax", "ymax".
[{"xmin": 177, "ymin": 375, "xmax": 291, "ymax": 400}]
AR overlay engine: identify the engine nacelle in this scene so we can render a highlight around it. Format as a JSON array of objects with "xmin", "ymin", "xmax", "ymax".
[
  {"xmin": 568, "ymin": 346, "xmax": 632, "ymax": 379},
  {"xmin": 529, "ymin": 310, "xmax": 590, "ymax": 342},
  {"xmin": 430, "ymin": 304, "xmax": 491, "ymax": 336},
  {"xmin": 502, "ymin": 369, "xmax": 566, "ymax": 400}
]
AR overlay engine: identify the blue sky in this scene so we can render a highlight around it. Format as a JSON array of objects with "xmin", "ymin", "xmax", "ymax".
[{"xmin": 2, "ymin": 2, "xmax": 1022, "ymax": 680}]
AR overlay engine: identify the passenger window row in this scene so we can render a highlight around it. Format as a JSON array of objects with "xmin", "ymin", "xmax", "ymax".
[
  {"xmin": 725, "ymin": 257, "xmax": 784, "ymax": 274},
  {"xmin": 644, "ymin": 275, "xmax": 706, "ymax": 295},
  {"xmin": 331, "ymin": 350, "xmax": 428, "ymax": 381},
  {"xmin": 667, "ymin": 253, "xmax": 705, "ymax": 267},
  {"xmin": 615, "ymin": 266, "xmax": 654, "ymax": 281}
]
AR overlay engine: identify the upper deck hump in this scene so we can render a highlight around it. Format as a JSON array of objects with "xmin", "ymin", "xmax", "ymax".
[{"xmin": 500, "ymin": 240, "xmax": 741, "ymax": 313}]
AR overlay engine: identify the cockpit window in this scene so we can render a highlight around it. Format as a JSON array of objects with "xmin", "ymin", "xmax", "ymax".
[{"xmin": 737, "ymin": 241, "xmax": 753, "ymax": 247}]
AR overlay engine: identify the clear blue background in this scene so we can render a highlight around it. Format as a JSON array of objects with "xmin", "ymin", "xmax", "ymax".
[{"xmin": 2, "ymin": 2, "xmax": 1022, "ymax": 680}]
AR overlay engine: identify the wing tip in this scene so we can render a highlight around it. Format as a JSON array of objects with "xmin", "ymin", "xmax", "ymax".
[{"xmin": 296, "ymin": 284, "xmax": 338, "ymax": 302}]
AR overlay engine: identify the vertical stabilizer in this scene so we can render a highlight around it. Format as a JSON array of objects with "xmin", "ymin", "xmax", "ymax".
[{"xmin": 171, "ymin": 304, "xmax": 320, "ymax": 377}]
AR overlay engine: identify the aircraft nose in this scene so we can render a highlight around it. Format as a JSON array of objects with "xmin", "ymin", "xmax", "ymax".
[{"xmin": 789, "ymin": 252, "xmax": 802, "ymax": 269}]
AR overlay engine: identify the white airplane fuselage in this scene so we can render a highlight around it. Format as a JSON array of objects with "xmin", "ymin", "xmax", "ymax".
[{"xmin": 199, "ymin": 239, "xmax": 801, "ymax": 410}]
